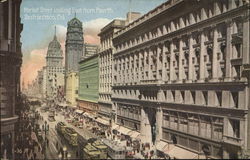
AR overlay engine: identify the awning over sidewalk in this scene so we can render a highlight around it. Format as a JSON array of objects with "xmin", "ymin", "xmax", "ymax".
[
  {"xmin": 167, "ymin": 145, "xmax": 198, "ymax": 159},
  {"xmin": 75, "ymin": 109, "xmax": 84, "ymax": 114},
  {"xmin": 83, "ymin": 112, "xmax": 94, "ymax": 119},
  {"xmin": 95, "ymin": 118, "xmax": 109, "ymax": 126},
  {"xmin": 128, "ymin": 130, "xmax": 140, "ymax": 139},
  {"xmin": 156, "ymin": 141, "xmax": 168, "ymax": 151},
  {"xmin": 58, "ymin": 103, "xmax": 67, "ymax": 107},
  {"xmin": 118, "ymin": 126, "xmax": 131, "ymax": 135},
  {"xmin": 69, "ymin": 105, "xmax": 77, "ymax": 110}
]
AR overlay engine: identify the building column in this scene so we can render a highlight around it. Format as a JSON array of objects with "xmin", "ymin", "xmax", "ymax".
[
  {"xmin": 169, "ymin": 41, "xmax": 174, "ymax": 82},
  {"xmin": 242, "ymin": 12, "xmax": 250, "ymax": 65},
  {"xmin": 143, "ymin": 49, "xmax": 146, "ymax": 80},
  {"xmin": 188, "ymin": 35, "xmax": 194, "ymax": 82},
  {"xmin": 156, "ymin": 45, "xmax": 161, "ymax": 80},
  {"xmin": 162, "ymin": 43, "xmax": 167, "ymax": 81},
  {"xmin": 178, "ymin": 39, "xmax": 184, "ymax": 82},
  {"xmin": 140, "ymin": 108, "xmax": 152, "ymax": 144},
  {"xmin": 138, "ymin": 51, "xmax": 142, "ymax": 82},
  {"xmin": 156, "ymin": 107, "xmax": 163, "ymax": 142},
  {"xmin": 148, "ymin": 48, "xmax": 153, "ymax": 80},
  {"xmin": 225, "ymin": 20, "xmax": 233, "ymax": 81},
  {"xmin": 211, "ymin": 27, "xmax": 219, "ymax": 81},
  {"xmin": 134, "ymin": 53, "xmax": 137, "ymax": 83},
  {"xmin": 198, "ymin": 32, "xmax": 205, "ymax": 82}
]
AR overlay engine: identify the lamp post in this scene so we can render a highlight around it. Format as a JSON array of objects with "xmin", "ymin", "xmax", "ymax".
[
  {"xmin": 42, "ymin": 120, "xmax": 49, "ymax": 160},
  {"xmin": 58, "ymin": 146, "xmax": 71, "ymax": 160}
]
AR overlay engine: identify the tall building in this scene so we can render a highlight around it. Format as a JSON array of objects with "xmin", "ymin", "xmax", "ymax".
[
  {"xmin": 98, "ymin": 19, "xmax": 127, "ymax": 122},
  {"xmin": 83, "ymin": 43, "xmax": 99, "ymax": 59},
  {"xmin": 65, "ymin": 72, "xmax": 78, "ymax": 106},
  {"xmin": 45, "ymin": 28, "xmax": 65, "ymax": 99},
  {"xmin": 77, "ymin": 45, "xmax": 99, "ymax": 115},
  {"xmin": 112, "ymin": 0, "xmax": 250, "ymax": 159},
  {"xmin": 0, "ymin": 0, "xmax": 23, "ymax": 159},
  {"xmin": 65, "ymin": 16, "xmax": 83, "ymax": 72},
  {"xmin": 65, "ymin": 16, "xmax": 83, "ymax": 105}
]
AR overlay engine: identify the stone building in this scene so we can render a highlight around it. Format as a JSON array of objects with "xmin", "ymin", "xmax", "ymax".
[
  {"xmin": 0, "ymin": 0, "xmax": 23, "ymax": 159},
  {"xmin": 45, "ymin": 28, "xmax": 65, "ymax": 99},
  {"xmin": 65, "ymin": 16, "xmax": 83, "ymax": 105},
  {"xmin": 98, "ymin": 19, "xmax": 127, "ymax": 121},
  {"xmin": 112, "ymin": 0, "xmax": 250, "ymax": 159},
  {"xmin": 65, "ymin": 16, "xmax": 83, "ymax": 73},
  {"xmin": 65, "ymin": 71, "xmax": 78, "ymax": 106}
]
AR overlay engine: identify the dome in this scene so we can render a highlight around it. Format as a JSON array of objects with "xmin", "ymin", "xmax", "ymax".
[
  {"xmin": 68, "ymin": 17, "xmax": 82, "ymax": 27},
  {"xmin": 48, "ymin": 35, "xmax": 61, "ymax": 49}
]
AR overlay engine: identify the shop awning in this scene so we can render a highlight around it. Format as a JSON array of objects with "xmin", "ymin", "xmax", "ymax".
[
  {"xmin": 58, "ymin": 103, "xmax": 67, "ymax": 107},
  {"xmin": 69, "ymin": 105, "xmax": 77, "ymax": 109},
  {"xmin": 83, "ymin": 112, "xmax": 94, "ymax": 119},
  {"xmin": 167, "ymin": 146, "xmax": 198, "ymax": 159},
  {"xmin": 75, "ymin": 109, "xmax": 84, "ymax": 114},
  {"xmin": 118, "ymin": 126, "xmax": 131, "ymax": 135},
  {"xmin": 95, "ymin": 118, "xmax": 109, "ymax": 126},
  {"xmin": 156, "ymin": 141, "xmax": 168, "ymax": 151},
  {"xmin": 128, "ymin": 131, "xmax": 140, "ymax": 139}
]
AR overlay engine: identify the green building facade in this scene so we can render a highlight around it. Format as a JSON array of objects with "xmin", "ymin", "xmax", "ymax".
[{"xmin": 78, "ymin": 54, "xmax": 99, "ymax": 103}]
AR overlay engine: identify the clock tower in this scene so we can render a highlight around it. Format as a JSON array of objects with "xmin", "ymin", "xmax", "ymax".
[{"xmin": 65, "ymin": 15, "xmax": 84, "ymax": 72}]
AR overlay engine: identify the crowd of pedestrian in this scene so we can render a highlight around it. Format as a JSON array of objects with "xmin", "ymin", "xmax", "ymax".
[{"xmin": 14, "ymin": 109, "xmax": 43, "ymax": 160}]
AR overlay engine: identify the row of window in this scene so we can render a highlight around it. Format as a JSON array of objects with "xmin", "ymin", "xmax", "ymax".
[
  {"xmin": 113, "ymin": 89, "xmax": 240, "ymax": 109},
  {"xmin": 114, "ymin": 0, "xmax": 244, "ymax": 53}
]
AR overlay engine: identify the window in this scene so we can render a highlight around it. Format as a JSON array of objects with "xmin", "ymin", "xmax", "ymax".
[
  {"xmin": 203, "ymin": 91, "xmax": 208, "ymax": 105},
  {"xmin": 229, "ymin": 119, "xmax": 240, "ymax": 138},
  {"xmin": 200, "ymin": 116, "xmax": 212, "ymax": 138},
  {"xmin": 216, "ymin": 91, "xmax": 222, "ymax": 106},
  {"xmin": 231, "ymin": 92, "xmax": 239, "ymax": 108}
]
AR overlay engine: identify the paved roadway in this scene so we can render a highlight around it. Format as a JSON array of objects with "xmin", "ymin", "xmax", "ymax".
[{"xmin": 37, "ymin": 108, "xmax": 97, "ymax": 159}]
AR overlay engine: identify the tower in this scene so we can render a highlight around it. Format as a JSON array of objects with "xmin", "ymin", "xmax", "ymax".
[
  {"xmin": 45, "ymin": 26, "xmax": 64, "ymax": 99},
  {"xmin": 65, "ymin": 15, "xmax": 84, "ymax": 72}
]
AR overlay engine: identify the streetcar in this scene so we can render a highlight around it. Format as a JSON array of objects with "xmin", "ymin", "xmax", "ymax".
[
  {"xmin": 83, "ymin": 143, "xmax": 101, "ymax": 159},
  {"xmin": 63, "ymin": 127, "xmax": 78, "ymax": 147},
  {"xmin": 91, "ymin": 140, "xmax": 108, "ymax": 159},
  {"xmin": 56, "ymin": 122, "xmax": 66, "ymax": 134}
]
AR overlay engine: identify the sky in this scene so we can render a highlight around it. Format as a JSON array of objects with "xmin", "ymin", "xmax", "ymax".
[{"xmin": 20, "ymin": 0, "xmax": 166, "ymax": 88}]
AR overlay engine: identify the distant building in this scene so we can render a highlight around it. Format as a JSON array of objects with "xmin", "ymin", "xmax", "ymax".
[
  {"xmin": 0, "ymin": 0, "xmax": 23, "ymax": 159},
  {"xmin": 98, "ymin": 19, "xmax": 127, "ymax": 122},
  {"xmin": 45, "ymin": 28, "xmax": 65, "ymax": 99},
  {"xmin": 83, "ymin": 43, "xmax": 99, "ymax": 59},
  {"xmin": 77, "ymin": 47, "xmax": 99, "ymax": 115}
]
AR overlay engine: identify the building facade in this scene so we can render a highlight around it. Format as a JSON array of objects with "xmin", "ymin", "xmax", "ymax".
[
  {"xmin": 65, "ymin": 72, "xmax": 78, "ymax": 106},
  {"xmin": 0, "ymin": 0, "xmax": 23, "ymax": 159},
  {"xmin": 65, "ymin": 17, "xmax": 83, "ymax": 73},
  {"xmin": 78, "ymin": 53, "xmax": 99, "ymax": 115},
  {"xmin": 98, "ymin": 20, "xmax": 126, "ymax": 120},
  {"xmin": 112, "ymin": 0, "xmax": 250, "ymax": 159},
  {"xmin": 45, "ymin": 30, "xmax": 65, "ymax": 99}
]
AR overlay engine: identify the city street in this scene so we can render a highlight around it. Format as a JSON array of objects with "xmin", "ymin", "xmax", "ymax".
[{"xmin": 36, "ymin": 106, "xmax": 97, "ymax": 159}]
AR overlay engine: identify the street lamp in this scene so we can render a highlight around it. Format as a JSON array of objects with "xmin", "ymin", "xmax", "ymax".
[{"xmin": 58, "ymin": 153, "xmax": 62, "ymax": 160}]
